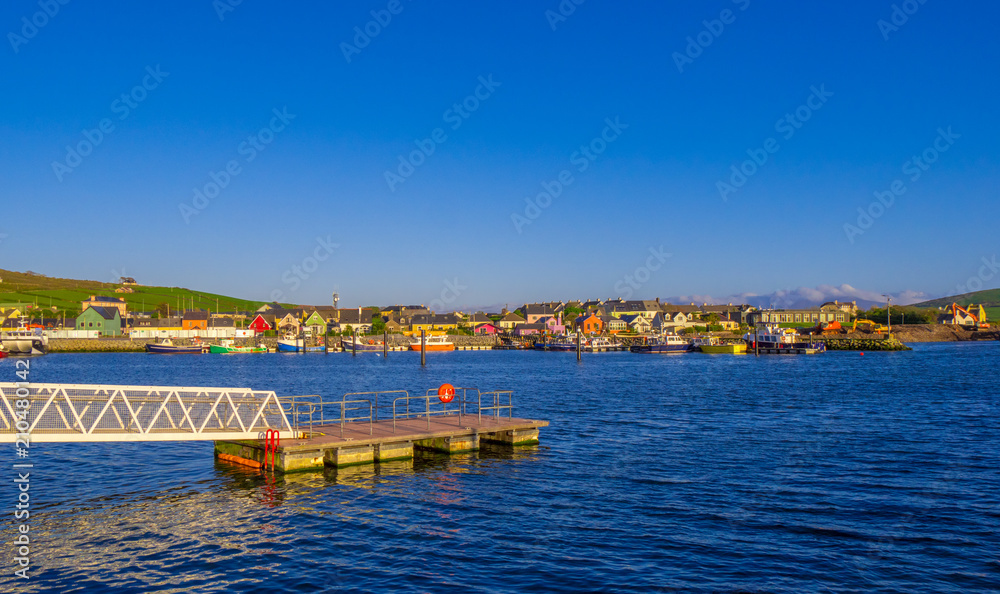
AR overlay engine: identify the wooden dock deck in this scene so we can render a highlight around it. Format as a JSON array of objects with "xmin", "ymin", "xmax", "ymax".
[{"xmin": 215, "ymin": 415, "xmax": 548, "ymax": 473}]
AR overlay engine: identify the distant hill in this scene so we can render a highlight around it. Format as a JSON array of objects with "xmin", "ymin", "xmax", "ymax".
[
  {"xmin": 0, "ymin": 269, "xmax": 287, "ymax": 315},
  {"xmin": 911, "ymin": 287, "xmax": 1000, "ymax": 322},
  {"xmin": 911, "ymin": 288, "xmax": 1000, "ymax": 308}
]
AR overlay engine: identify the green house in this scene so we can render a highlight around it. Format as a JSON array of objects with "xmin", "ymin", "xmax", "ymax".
[
  {"xmin": 76, "ymin": 306, "xmax": 122, "ymax": 336},
  {"xmin": 303, "ymin": 311, "xmax": 328, "ymax": 333}
]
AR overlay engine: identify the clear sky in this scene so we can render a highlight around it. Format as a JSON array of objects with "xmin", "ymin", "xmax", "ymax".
[{"xmin": 2, "ymin": 1, "xmax": 998, "ymax": 309}]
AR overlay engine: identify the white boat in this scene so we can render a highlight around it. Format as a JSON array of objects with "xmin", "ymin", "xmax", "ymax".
[
  {"xmin": 742, "ymin": 325, "xmax": 825, "ymax": 354},
  {"xmin": 0, "ymin": 323, "xmax": 48, "ymax": 355},
  {"xmin": 584, "ymin": 337, "xmax": 624, "ymax": 352}
]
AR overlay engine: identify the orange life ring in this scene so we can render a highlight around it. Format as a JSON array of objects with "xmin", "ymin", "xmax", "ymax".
[
  {"xmin": 438, "ymin": 383, "xmax": 455, "ymax": 403},
  {"xmin": 368, "ymin": 339, "xmax": 374, "ymax": 345}
]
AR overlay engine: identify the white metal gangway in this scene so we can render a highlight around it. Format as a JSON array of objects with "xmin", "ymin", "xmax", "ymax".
[{"xmin": 0, "ymin": 383, "xmax": 295, "ymax": 443}]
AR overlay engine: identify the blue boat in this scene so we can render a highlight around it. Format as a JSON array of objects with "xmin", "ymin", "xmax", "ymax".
[{"xmin": 276, "ymin": 339, "xmax": 325, "ymax": 353}]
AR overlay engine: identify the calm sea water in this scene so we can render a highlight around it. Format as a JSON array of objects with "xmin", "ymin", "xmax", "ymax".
[{"xmin": 2, "ymin": 343, "xmax": 998, "ymax": 593}]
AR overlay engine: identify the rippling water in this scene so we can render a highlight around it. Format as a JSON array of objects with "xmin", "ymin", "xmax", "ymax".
[{"xmin": 2, "ymin": 343, "xmax": 998, "ymax": 592}]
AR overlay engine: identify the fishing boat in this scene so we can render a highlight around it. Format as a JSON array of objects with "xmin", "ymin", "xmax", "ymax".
[
  {"xmin": 276, "ymin": 338, "xmax": 325, "ymax": 353},
  {"xmin": 209, "ymin": 340, "xmax": 267, "ymax": 354},
  {"xmin": 145, "ymin": 338, "xmax": 203, "ymax": 354},
  {"xmin": 742, "ymin": 325, "xmax": 825, "ymax": 354},
  {"xmin": 341, "ymin": 336, "xmax": 385, "ymax": 352},
  {"xmin": 629, "ymin": 334, "xmax": 692, "ymax": 354},
  {"xmin": 408, "ymin": 335, "xmax": 455, "ymax": 351},
  {"xmin": 583, "ymin": 337, "xmax": 625, "ymax": 352},
  {"xmin": 533, "ymin": 336, "xmax": 577, "ymax": 351},
  {"xmin": 0, "ymin": 323, "xmax": 48, "ymax": 355},
  {"xmin": 691, "ymin": 336, "xmax": 747, "ymax": 354}
]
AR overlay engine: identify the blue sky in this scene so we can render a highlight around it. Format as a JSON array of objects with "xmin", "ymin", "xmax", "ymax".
[{"xmin": 2, "ymin": 1, "xmax": 998, "ymax": 309}]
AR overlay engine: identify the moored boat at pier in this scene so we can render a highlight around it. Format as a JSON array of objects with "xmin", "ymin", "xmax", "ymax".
[
  {"xmin": 0, "ymin": 323, "xmax": 49, "ymax": 355},
  {"xmin": 742, "ymin": 325, "xmax": 825, "ymax": 354},
  {"xmin": 630, "ymin": 334, "xmax": 692, "ymax": 354},
  {"xmin": 209, "ymin": 340, "xmax": 267, "ymax": 354},
  {"xmin": 145, "ymin": 338, "xmax": 203, "ymax": 354},
  {"xmin": 408, "ymin": 335, "xmax": 455, "ymax": 351},
  {"xmin": 341, "ymin": 336, "xmax": 385, "ymax": 352},
  {"xmin": 692, "ymin": 336, "xmax": 747, "ymax": 354}
]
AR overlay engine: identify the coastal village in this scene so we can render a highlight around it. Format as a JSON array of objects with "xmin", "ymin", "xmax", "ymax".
[{"xmin": 0, "ymin": 283, "xmax": 993, "ymax": 355}]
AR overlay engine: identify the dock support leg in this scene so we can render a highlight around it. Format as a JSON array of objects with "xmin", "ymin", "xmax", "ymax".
[
  {"xmin": 375, "ymin": 441, "xmax": 413, "ymax": 462},
  {"xmin": 481, "ymin": 428, "xmax": 540, "ymax": 446}
]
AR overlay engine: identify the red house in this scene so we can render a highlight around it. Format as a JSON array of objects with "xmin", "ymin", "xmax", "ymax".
[
  {"xmin": 248, "ymin": 313, "xmax": 275, "ymax": 333},
  {"xmin": 473, "ymin": 322, "xmax": 499, "ymax": 335}
]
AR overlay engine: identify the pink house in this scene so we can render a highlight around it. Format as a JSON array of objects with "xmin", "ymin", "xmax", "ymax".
[
  {"xmin": 474, "ymin": 322, "xmax": 499, "ymax": 335},
  {"xmin": 514, "ymin": 323, "xmax": 545, "ymax": 336},
  {"xmin": 537, "ymin": 315, "xmax": 565, "ymax": 334}
]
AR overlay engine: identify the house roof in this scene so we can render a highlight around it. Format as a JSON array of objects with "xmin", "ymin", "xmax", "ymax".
[
  {"xmin": 468, "ymin": 313, "xmax": 492, "ymax": 323},
  {"xmin": 87, "ymin": 295, "xmax": 125, "ymax": 303},
  {"xmin": 84, "ymin": 306, "xmax": 119, "ymax": 320},
  {"xmin": 338, "ymin": 309, "xmax": 376, "ymax": 325},
  {"xmin": 500, "ymin": 312, "xmax": 525, "ymax": 322},
  {"xmin": 183, "ymin": 311, "xmax": 209, "ymax": 320}
]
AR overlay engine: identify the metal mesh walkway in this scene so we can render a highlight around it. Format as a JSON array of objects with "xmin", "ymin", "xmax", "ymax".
[{"xmin": 0, "ymin": 383, "xmax": 295, "ymax": 442}]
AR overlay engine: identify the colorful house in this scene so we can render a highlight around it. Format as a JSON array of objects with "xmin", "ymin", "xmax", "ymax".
[
  {"xmin": 536, "ymin": 315, "xmax": 565, "ymax": 335},
  {"xmin": 248, "ymin": 314, "xmax": 275, "ymax": 333},
  {"xmin": 75, "ymin": 306, "xmax": 122, "ymax": 336},
  {"xmin": 514, "ymin": 323, "xmax": 545, "ymax": 336},
  {"xmin": 601, "ymin": 315, "xmax": 627, "ymax": 334},
  {"xmin": 409, "ymin": 313, "xmax": 460, "ymax": 333},
  {"xmin": 82, "ymin": 295, "xmax": 128, "ymax": 318},
  {"xmin": 498, "ymin": 312, "xmax": 525, "ymax": 330},
  {"xmin": 522, "ymin": 305, "xmax": 556, "ymax": 324},
  {"xmin": 473, "ymin": 322, "xmax": 500, "ymax": 335},
  {"xmin": 303, "ymin": 311, "xmax": 328, "ymax": 334},
  {"xmin": 574, "ymin": 313, "xmax": 603, "ymax": 335},
  {"xmin": 621, "ymin": 314, "xmax": 651, "ymax": 333},
  {"xmin": 182, "ymin": 311, "xmax": 209, "ymax": 331}
]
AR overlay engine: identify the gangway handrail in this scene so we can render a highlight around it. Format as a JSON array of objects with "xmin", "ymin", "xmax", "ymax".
[
  {"xmin": 478, "ymin": 390, "xmax": 513, "ymax": 425},
  {"xmin": 0, "ymin": 382, "xmax": 294, "ymax": 442},
  {"xmin": 342, "ymin": 390, "xmax": 409, "ymax": 423}
]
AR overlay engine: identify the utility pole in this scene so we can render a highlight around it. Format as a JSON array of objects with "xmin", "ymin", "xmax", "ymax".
[{"xmin": 884, "ymin": 295, "xmax": 892, "ymax": 336}]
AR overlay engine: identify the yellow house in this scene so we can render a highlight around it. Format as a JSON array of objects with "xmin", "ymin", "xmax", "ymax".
[
  {"xmin": 0, "ymin": 307, "xmax": 23, "ymax": 319},
  {"xmin": 409, "ymin": 314, "xmax": 459, "ymax": 333}
]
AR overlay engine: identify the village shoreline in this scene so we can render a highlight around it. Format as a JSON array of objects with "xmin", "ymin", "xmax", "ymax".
[{"xmin": 40, "ymin": 326, "xmax": 997, "ymax": 353}]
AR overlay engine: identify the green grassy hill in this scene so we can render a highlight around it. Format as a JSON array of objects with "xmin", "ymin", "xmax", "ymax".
[
  {"xmin": 0, "ymin": 269, "xmax": 286, "ymax": 316},
  {"xmin": 912, "ymin": 288, "xmax": 1000, "ymax": 322}
]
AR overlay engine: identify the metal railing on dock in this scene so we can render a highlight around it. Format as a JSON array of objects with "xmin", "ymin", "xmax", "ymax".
[{"xmin": 283, "ymin": 387, "xmax": 515, "ymax": 436}]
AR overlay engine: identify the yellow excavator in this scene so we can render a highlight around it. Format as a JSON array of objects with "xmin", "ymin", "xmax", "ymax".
[{"xmin": 852, "ymin": 319, "xmax": 889, "ymax": 334}]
